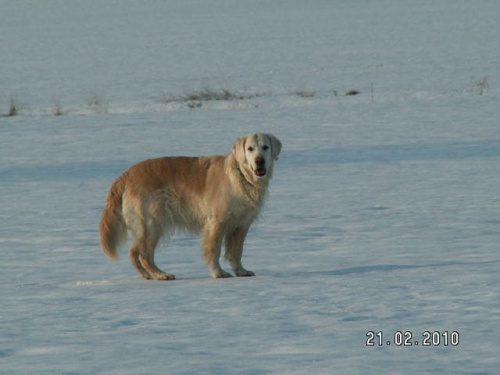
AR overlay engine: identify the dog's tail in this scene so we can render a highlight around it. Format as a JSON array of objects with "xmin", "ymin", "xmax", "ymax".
[{"xmin": 99, "ymin": 175, "xmax": 127, "ymax": 260}]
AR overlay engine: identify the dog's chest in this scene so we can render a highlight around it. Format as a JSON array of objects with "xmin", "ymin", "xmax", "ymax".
[{"xmin": 226, "ymin": 192, "xmax": 261, "ymax": 224}]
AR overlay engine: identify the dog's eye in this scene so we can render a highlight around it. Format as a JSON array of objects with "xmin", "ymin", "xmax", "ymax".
[
  {"xmin": 247, "ymin": 147, "xmax": 254, "ymax": 152},
  {"xmin": 262, "ymin": 145, "xmax": 269, "ymax": 151}
]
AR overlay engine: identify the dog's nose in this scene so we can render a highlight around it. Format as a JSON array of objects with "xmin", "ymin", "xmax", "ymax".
[{"xmin": 255, "ymin": 157, "xmax": 265, "ymax": 167}]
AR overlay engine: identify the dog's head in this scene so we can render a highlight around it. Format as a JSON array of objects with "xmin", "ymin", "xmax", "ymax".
[{"xmin": 232, "ymin": 133, "xmax": 282, "ymax": 180}]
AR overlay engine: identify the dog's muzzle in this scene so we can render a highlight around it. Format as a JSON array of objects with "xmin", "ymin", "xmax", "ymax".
[{"xmin": 254, "ymin": 157, "xmax": 266, "ymax": 177}]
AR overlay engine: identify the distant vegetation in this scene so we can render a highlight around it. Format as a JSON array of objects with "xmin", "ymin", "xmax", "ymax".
[
  {"xmin": 476, "ymin": 76, "xmax": 488, "ymax": 95},
  {"xmin": 86, "ymin": 93, "xmax": 109, "ymax": 114},
  {"xmin": 293, "ymin": 89, "xmax": 316, "ymax": 98},
  {"xmin": 345, "ymin": 89, "xmax": 360, "ymax": 96},
  {"xmin": 3, "ymin": 78, "xmax": 491, "ymax": 117},
  {"xmin": 159, "ymin": 87, "xmax": 267, "ymax": 109},
  {"xmin": 0, "ymin": 87, "xmax": 367, "ymax": 116},
  {"xmin": 7, "ymin": 97, "xmax": 18, "ymax": 117}
]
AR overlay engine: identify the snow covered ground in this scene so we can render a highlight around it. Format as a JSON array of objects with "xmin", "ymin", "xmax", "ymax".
[{"xmin": 1, "ymin": 1, "xmax": 499, "ymax": 374}]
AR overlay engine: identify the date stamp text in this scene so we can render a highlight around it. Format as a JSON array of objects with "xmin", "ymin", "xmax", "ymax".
[{"xmin": 366, "ymin": 331, "xmax": 460, "ymax": 347}]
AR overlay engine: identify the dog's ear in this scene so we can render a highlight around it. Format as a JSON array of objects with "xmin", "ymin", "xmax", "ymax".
[
  {"xmin": 232, "ymin": 136, "xmax": 247, "ymax": 164},
  {"xmin": 268, "ymin": 134, "xmax": 282, "ymax": 161}
]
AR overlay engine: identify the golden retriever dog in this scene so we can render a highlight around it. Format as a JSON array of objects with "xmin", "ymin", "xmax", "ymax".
[{"xmin": 99, "ymin": 133, "xmax": 281, "ymax": 280}]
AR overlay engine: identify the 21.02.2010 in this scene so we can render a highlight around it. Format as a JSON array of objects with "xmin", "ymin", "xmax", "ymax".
[{"xmin": 366, "ymin": 331, "xmax": 460, "ymax": 347}]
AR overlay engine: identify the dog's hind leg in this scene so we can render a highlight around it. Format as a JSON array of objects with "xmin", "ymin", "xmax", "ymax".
[
  {"xmin": 127, "ymin": 219, "xmax": 175, "ymax": 280},
  {"xmin": 128, "ymin": 200, "xmax": 175, "ymax": 281},
  {"xmin": 129, "ymin": 242, "xmax": 153, "ymax": 280},
  {"xmin": 137, "ymin": 231, "xmax": 175, "ymax": 280},
  {"xmin": 123, "ymin": 196, "xmax": 174, "ymax": 280}
]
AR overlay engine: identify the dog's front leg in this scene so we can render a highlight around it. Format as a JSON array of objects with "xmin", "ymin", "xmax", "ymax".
[
  {"xmin": 225, "ymin": 226, "xmax": 255, "ymax": 277},
  {"xmin": 201, "ymin": 221, "xmax": 233, "ymax": 278}
]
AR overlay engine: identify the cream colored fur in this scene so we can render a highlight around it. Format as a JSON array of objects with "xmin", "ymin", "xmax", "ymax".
[{"xmin": 99, "ymin": 133, "xmax": 281, "ymax": 280}]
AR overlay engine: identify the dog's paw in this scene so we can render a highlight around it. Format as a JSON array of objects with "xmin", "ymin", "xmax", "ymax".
[
  {"xmin": 213, "ymin": 269, "xmax": 234, "ymax": 279},
  {"xmin": 235, "ymin": 268, "xmax": 255, "ymax": 277},
  {"xmin": 154, "ymin": 272, "xmax": 176, "ymax": 281}
]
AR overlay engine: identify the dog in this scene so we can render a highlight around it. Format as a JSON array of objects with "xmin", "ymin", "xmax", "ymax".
[{"xmin": 99, "ymin": 133, "xmax": 281, "ymax": 280}]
